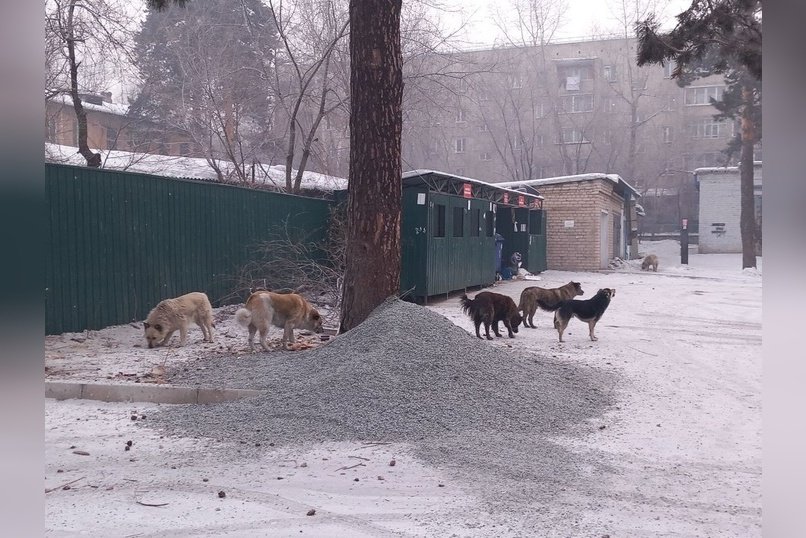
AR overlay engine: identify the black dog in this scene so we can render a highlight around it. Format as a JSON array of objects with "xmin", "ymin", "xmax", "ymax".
[
  {"xmin": 553, "ymin": 288, "xmax": 616, "ymax": 342},
  {"xmin": 460, "ymin": 291, "xmax": 523, "ymax": 340}
]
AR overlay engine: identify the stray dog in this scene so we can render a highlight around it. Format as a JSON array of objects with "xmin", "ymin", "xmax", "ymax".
[
  {"xmin": 553, "ymin": 288, "xmax": 616, "ymax": 342},
  {"xmin": 235, "ymin": 290, "xmax": 324, "ymax": 351},
  {"xmin": 641, "ymin": 254, "xmax": 659, "ymax": 272},
  {"xmin": 143, "ymin": 292, "xmax": 214, "ymax": 348},
  {"xmin": 460, "ymin": 291, "xmax": 523, "ymax": 340},
  {"xmin": 518, "ymin": 281, "xmax": 584, "ymax": 328}
]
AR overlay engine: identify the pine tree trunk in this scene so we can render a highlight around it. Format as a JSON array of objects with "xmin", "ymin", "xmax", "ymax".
[
  {"xmin": 339, "ymin": 0, "xmax": 403, "ymax": 332},
  {"xmin": 739, "ymin": 84, "xmax": 757, "ymax": 269}
]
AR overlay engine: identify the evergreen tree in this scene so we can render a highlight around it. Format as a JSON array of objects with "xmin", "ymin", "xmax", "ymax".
[
  {"xmin": 132, "ymin": 0, "xmax": 279, "ymax": 181},
  {"xmin": 636, "ymin": 0, "xmax": 762, "ymax": 268}
]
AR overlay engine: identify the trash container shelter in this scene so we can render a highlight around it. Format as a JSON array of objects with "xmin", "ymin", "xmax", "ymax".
[
  {"xmin": 400, "ymin": 170, "xmax": 544, "ymax": 302},
  {"xmin": 497, "ymin": 173, "xmax": 640, "ymax": 271},
  {"xmin": 494, "ymin": 185, "xmax": 549, "ymax": 276}
]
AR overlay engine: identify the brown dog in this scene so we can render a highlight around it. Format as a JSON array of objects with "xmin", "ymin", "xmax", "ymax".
[
  {"xmin": 553, "ymin": 288, "xmax": 616, "ymax": 342},
  {"xmin": 518, "ymin": 281, "xmax": 584, "ymax": 328},
  {"xmin": 143, "ymin": 292, "xmax": 214, "ymax": 348},
  {"xmin": 235, "ymin": 291, "xmax": 324, "ymax": 351},
  {"xmin": 641, "ymin": 254, "xmax": 659, "ymax": 272},
  {"xmin": 460, "ymin": 291, "xmax": 523, "ymax": 340}
]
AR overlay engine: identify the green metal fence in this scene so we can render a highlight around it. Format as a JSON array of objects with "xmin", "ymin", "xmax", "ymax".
[{"xmin": 45, "ymin": 164, "xmax": 332, "ymax": 334}]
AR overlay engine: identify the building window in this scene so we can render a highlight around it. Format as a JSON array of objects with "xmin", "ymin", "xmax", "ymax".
[
  {"xmin": 558, "ymin": 65, "xmax": 593, "ymax": 81},
  {"xmin": 559, "ymin": 129, "xmax": 588, "ymax": 144},
  {"xmin": 105, "ymin": 126, "xmax": 117, "ymax": 149},
  {"xmin": 470, "ymin": 209, "xmax": 481, "ymax": 236},
  {"xmin": 480, "ymin": 152, "xmax": 491, "ymax": 161},
  {"xmin": 603, "ymin": 65, "xmax": 616, "ymax": 82},
  {"xmin": 509, "ymin": 73, "xmax": 523, "ymax": 89},
  {"xmin": 602, "ymin": 96, "xmax": 618, "ymax": 112},
  {"xmin": 662, "ymin": 126, "xmax": 673, "ymax": 143},
  {"xmin": 46, "ymin": 119, "xmax": 57, "ymax": 141},
  {"xmin": 559, "ymin": 94, "xmax": 594, "ymax": 113},
  {"xmin": 456, "ymin": 108, "xmax": 467, "ymax": 123},
  {"xmin": 485, "ymin": 210, "xmax": 495, "ymax": 236},
  {"xmin": 453, "ymin": 206, "xmax": 465, "ymax": 237},
  {"xmin": 458, "ymin": 78, "xmax": 468, "ymax": 93},
  {"xmin": 479, "ymin": 122, "xmax": 488, "ymax": 132},
  {"xmin": 537, "ymin": 134, "xmax": 545, "ymax": 147},
  {"xmin": 454, "ymin": 138, "xmax": 466, "ymax": 153},
  {"xmin": 663, "ymin": 61, "xmax": 675, "ymax": 78},
  {"xmin": 478, "ymin": 87, "xmax": 490, "ymax": 101},
  {"xmin": 71, "ymin": 117, "xmax": 79, "ymax": 146},
  {"xmin": 688, "ymin": 118, "xmax": 730, "ymax": 139},
  {"xmin": 534, "ymin": 102, "xmax": 545, "ymax": 118},
  {"xmin": 684, "ymin": 85, "xmax": 724, "ymax": 105},
  {"xmin": 512, "ymin": 138, "xmax": 522, "ymax": 151},
  {"xmin": 433, "ymin": 204, "xmax": 446, "ymax": 237}
]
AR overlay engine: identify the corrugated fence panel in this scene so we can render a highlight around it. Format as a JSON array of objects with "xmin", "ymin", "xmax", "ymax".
[{"xmin": 45, "ymin": 164, "xmax": 332, "ymax": 334}]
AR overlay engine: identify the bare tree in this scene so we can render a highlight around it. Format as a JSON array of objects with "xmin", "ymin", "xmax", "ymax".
[
  {"xmin": 266, "ymin": 0, "xmax": 350, "ymax": 193},
  {"xmin": 46, "ymin": 0, "xmax": 136, "ymax": 167}
]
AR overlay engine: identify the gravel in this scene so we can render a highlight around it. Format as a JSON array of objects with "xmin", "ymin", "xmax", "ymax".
[{"xmin": 148, "ymin": 298, "xmax": 621, "ymax": 504}]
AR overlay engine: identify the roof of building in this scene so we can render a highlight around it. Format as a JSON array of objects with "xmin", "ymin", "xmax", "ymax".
[
  {"xmin": 403, "ymin": 169, "xmax": 544, "ymax": 206},
  {"xmin": 495, "ymin": 173, "xmax": 641, "ymax": 199},
  {"xmin": 49, "ymin": 93, "xmax": 130, "ymax": 117},
  {"xmin": 694, "ymin": 161, "xmax": 762, "ymax": 175}
]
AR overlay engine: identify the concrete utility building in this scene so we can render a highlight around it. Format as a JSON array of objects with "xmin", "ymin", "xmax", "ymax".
[
  {"xmin": 499, "ymin": 174, "xmax": 641, "ymax": 271},
  {"xmin": 695, "ymin": 162, "xmax": 762, "ymax": 254}
]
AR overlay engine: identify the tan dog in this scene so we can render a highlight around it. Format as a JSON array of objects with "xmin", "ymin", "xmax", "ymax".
[
  {"xmin": 235, "ymin": 291, "xmax": 324, "ymax": 351},
  {"xmin": 144, "ymin": 292, "xmax": 214, "ymax": 348},
  {"xmin": 641, "ymin": 254, "xmax": 659, "ymax": 272},
  {"xmin": 518, "ymin": 281, "xmax": 584, "ymax": 328}
]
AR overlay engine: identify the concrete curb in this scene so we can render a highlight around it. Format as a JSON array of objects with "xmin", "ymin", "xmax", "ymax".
[{"xmin": 45, "ymin": 381, "xmax": 263, "ymax": 404}]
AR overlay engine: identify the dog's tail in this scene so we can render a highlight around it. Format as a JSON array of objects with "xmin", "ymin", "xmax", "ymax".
[
  {"xmin": 517, "ymin": 290, "xmax": 526, "ymax": 312},
  {"xmin": 459, "ymin": 293, "xmax": 474, "ymax": 315},
  {"xmin": 235, "ymin": 308, "xmax": 252, "ymax": 327},
  {"xmin": 535, "ymin": 298, "xmax": 563, "ymax": 312}
]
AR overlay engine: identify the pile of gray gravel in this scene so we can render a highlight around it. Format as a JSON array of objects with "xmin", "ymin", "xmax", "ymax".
[{"xmin": 149, "ymin": 298, "xmax": 620, "ymax": 503}]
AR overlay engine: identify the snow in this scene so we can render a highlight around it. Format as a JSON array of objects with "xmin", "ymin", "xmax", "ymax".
[
  {"xmin": 46, "ymin": 143, "xmax": 349, "ymax": 192},
  {"xmin": 45, "ymin": 243, "xmax": 761, "ymax": 536},
  {"xmin": 50, "ymin": 94, "xmax": 130, "ymax": 117}
]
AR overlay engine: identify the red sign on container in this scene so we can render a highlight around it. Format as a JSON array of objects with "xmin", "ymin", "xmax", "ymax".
[
  {"xmin": 503, "ymin": 192, "xmax": 509, "ymax": 204},
  {"xmin": 463, "ymin": 183, "xmax": 472, "ymax": 198},
  {"xmin": 518, "ymin": 195, "xmax": 525, "ymax": 207}
]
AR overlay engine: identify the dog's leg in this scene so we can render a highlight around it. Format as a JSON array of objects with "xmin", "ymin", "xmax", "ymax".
[
  {"xmin": 588, "ymin": 320, "xmax": 598, "ymax": 341},
  {"xmin": 258, "ymin": 325, "xmax": 270, "ymax": 352},
  {"xmin": 161, "ymin": 330, "xmax": 176, "ymax": 347},
  {"xmin": 529, "ymin": 306, "xmax": 537, "ymax": 328},
  {"xmin": 247, "ymin": 324, "xmax": 257, "ymax": 350},
  {"xmin": 554, "ymin": 313, "xmax": 566, "ymax": 342},
  {"xmin": 483, "ymin": 321, "xmax": 493, "ymax": 340},
  {"xmin": 178, "ymin": 324, "xmax": 188, "ymax": 347},
  {"xmin": 474, "ymin": 320, "xmax": 483, "ymax": 339},
  {"xmin": 283, "ymin": 322, "xmax": 295, "ymax": 345},
  {"xmin": 504, "ymin": 319, "xmax": 515, "ymax": 338},
  {"xmin": 492, "ymin": 320, "xmax": 502, "ymax": 338}
]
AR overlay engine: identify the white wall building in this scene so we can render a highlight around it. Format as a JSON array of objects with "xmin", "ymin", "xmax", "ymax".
[{"xmin": 696, "ymin": 162, "xmax": 762, "ymax": 254}]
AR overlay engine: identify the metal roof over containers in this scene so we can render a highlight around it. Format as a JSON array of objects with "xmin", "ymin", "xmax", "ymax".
[{"xmin": 401, "ymin": 170, "xmax": 547, "ymax": 302}]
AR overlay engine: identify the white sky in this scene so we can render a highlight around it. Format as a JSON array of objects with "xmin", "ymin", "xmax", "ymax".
[{"xmin": 437, "ymin": 0, "xmax": 691, "ymax": 47}]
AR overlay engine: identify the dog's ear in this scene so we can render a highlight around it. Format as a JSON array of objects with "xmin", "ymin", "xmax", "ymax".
[
  {"xmin": 143, "ymin": 322, "xmax": 150, "ymax": 329},
  {"xmin": 154, "ymin": 324, "xmax": 162, "ymax": 332}
]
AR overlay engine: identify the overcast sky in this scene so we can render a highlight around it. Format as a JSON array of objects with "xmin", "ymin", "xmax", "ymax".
[{"xmin": 437, "ymin": 0, "xmax": 691, "ymax": 47}]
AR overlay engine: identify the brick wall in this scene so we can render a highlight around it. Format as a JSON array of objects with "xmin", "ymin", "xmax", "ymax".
[
  {"xmin": 540, "ymin": 179, "xmax": 625, "ymax": 271},
  {"xmin": 698, "ymin": 171, "xmax": 742, "ymax": 253}
]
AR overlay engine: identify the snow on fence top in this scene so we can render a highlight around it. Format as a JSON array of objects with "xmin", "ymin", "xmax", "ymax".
[{"xmin": 45, "ymin": 143, "xmax": 348, "ymax": 192}]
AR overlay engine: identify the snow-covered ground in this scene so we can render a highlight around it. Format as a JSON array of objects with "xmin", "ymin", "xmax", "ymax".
[{"xmin": 45, "ymin": 241, "xmax": 761, "ymax": 536}]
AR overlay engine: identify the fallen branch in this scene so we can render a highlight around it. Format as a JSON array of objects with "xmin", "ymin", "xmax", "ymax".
[
  {"xmin": 45, "ymin": 476, "xmax": 85, "ymax": 493},
  {"xmin": 348, "ymin": 455, "xmax": 370, "ymax": 461},
  {"xmin": 335, "ymin": 462, "xmax": 365, "ymax": 471},
  {"xmin": 135, "ymin": 499, "xmax": 169, "ymax": 507}
]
